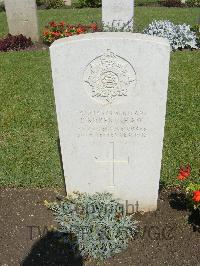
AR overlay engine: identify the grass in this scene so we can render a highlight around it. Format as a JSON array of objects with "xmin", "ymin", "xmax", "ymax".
[
  {"xmin": 162, "ymin": 51, "xmax": 200, "ymax": 186},
  {"xmin": 0, "ymin": 51, "xmax": 63, "ymax": 187},
  {"xmin": 0, "ymin": 7, "xmax": 199, "ymax": 187},
  {"xmin": 0, "ymin": 7, "xmax": 200, "ymax": 38}
]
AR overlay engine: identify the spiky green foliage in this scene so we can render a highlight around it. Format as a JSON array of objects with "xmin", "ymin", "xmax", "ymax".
[{"xmin": 47, "ymin": 192, "xmax": 138, "ymax": 261}]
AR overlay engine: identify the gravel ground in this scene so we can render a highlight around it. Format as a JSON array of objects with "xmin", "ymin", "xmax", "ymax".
[{"xmin": 0, "ymin": 188, "xmax": 199, "ymax": 266}]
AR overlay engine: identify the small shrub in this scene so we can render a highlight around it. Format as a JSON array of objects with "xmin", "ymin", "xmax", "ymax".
[
  {"xmin": 43, "ymin": 21, "xmax": 99, "ymax": 44},
  {"xmin": 160, "ymin": 0, "xmax": 184, "ymax": 7},
  {"xmin": 135, "ymin": 0, "xmax": 161, "ymax": 6},
  {"xmin": 0, "ymin": 1, "xmax": 5, "ymax": 12},
  {"xmin": 45, "ymin": 192, "xmax": 138, "ymax": 261},
  {"xmin": 186, "ymin": 0, "xmax": 200, "ymax": 6},
  {"xmin": 36, "ymin": 0, "xmax": 67, "ymax": 9},
  {"xmin": 36, "ymin": 0, "xmax": 45, "ymax": 6},
  {"xmin": 47, "ymin": 0, "xmax": 65, "ymax": 8},
  {"xmin": 143, "ymin": 20, "xmax": 198, "ymax": 50},
  {"xmin": 77, "ymin": 0, "xmax": 101, "ymax": 8},
  {"xmin": 0, "ymin": 34, "xmax": 32, "ymax": 52}
]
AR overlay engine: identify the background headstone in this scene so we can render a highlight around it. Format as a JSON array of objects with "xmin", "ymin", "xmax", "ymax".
[
  {"xmin": 4, "ymin": 0, "xmax": 39, "ymax": 42},
  {"xmin": 63, "ymin": 0, "xmax": 71, "ymax": 6},
  {"xmin": 102, "ymin": 0, "xmax": 134, "ymax": 31},
  {"xmin": 50, "ymin": 33, "xmax": 170, "ymax": 212}
]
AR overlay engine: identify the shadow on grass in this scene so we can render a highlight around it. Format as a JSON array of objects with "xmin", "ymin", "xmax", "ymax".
[{"xmin": 21, "ymin": 231, "xmax": 83, "ymax": 266}]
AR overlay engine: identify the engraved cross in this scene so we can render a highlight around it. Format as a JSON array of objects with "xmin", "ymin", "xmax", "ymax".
[{"xmin": 94, "ymin": 142, "xmax": 129, "ymax": 192}]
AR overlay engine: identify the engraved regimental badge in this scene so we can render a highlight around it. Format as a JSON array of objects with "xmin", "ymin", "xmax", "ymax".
[{"xmin": 84, "ymin": 49, "xmax": 136, "ymax": 104}]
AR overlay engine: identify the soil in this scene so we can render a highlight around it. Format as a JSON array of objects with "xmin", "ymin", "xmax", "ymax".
[
  {"xmin": 0, "ymin": 188, "xmax": 199, "ymax": 266},
  {"xmin": 25, "ymin": 42, "xmax": 49, "ymax": 52}
]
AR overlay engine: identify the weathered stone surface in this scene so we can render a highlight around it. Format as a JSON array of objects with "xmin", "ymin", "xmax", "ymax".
[
  {"xmin": 50, "ymin": 33, "xmax": 170, "ymax": 212},
  {"xmin": 5, "ymin": 0, "xmax": 39, "ymax": 41}
]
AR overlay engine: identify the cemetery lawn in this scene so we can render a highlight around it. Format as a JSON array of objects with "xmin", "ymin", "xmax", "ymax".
[
  {"xmin": 0, "ymin": 7, "xmax": 199, "ymax": 188},
  {"xmin": 0, "ymin": 49, "xmax": 199, "ymax": 188},
  {"xmin": 0, "ymin": 7, "xmax": 200, "ymax": 37}
]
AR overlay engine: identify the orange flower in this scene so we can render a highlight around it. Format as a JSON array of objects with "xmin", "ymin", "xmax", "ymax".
[
  {"xmin": 192, "ymin": 190, "xmax": 200, "ymax": 203},
  {"xmin": 177, "ymin": 174, "xmax": 186, "ymax": 180},
  {"xmin": 51, "ymin": 31, "xmax": 61, "ymax": 37},
  {"xmin": 43, "ymin": 31, "xmax": 49, "ymax": 36},
  {"xmin": 90, "ymin": 23, "xmax": 98, "ymax": 31},
  {"xmin": 76, "ymin": 27, "xmax": 85, "ymax": 34},
  {"xmin": 177, "ymin": 164, "xmax": 191, "ymax": 181},
  {"xmin": 49, "ymin": 21, "xmax": 57, "ymax": 27},
  {"xmin": 65, "ymin": 31, "xmax": 72, "ymax": 37},
  {"xmin": 59, "ymin": 21, "xmax": 65, "ymax": 27}
]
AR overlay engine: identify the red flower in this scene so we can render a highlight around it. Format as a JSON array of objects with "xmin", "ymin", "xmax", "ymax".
[
  {"xmin": 52, "ymin": 31, "xmax": 61, "ymax": 37},
  {"xmin": 59, "ymin": 21, "xmax": 65, "ymax": 27},
  {"xmin": 49, "ymin": 21, "xmax": 57, "ymax": 27},
  {"xmin": 65, "ymin": 32, "xmax": 72, "ymax": 37},
  {"xmin": 76, "ymin": 27, "xmax": 85, "ymax": 34},
  {"xmin": 90, "ymin": 23, "xmax": 98, "ymax": 31},
  {"xmin": 192, "ymin": 190, "xmax": 200, "ymax": 203},
  {"xmin": 43, "ymin": 31, "xmax": 49, "ymax": 36},
  {"xmin": 177, "ymin": 164, "xmax": 191, "ymax": 181},
  {"xmin": 68, "ymin": 25, "xmax": 74, "ymax": 29}
]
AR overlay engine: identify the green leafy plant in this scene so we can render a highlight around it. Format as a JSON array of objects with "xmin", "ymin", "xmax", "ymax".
[
  {"xmin": 36, "ymin": 0, "xmax": 45, "ymax": 6},
  {"xmin": 77, "ymin": 0, "xmax": 101, "ymax": 8},
  {"xmin": 36, "ymin": 0, "xmax": 65, "ymax": 9},
  {"xmin": 186, "ymin": 0, "xmax": 200, "ymax": 6},
  {"xmin": 45, "ymin": 0, "xmax": 65, "ymax": 9},
  {"xmin": 45, "ymin": 192, "xmax": 138, "ymax": 261},
  {"xmin": 0, "ymin": 1, "xmax": 5, "ymax": 12}
]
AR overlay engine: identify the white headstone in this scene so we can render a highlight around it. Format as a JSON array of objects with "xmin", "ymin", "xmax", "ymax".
[
  {"xmin": 102, "ymin": 0, "xmax": 134, "ymax": 31},
  {"xmin": 63, "ymin": 0, "xmax": 71, "ymax": 6},
  {"xmin": 50, "ymin": 33, "xmax": 170, "ymax": 212},
  {"xmin": 4, "ymin": 0, "xmax": 39, "ymax": 42}
]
